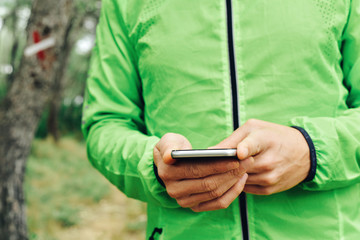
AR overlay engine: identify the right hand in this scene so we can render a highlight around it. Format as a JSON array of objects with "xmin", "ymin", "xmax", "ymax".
[{"xmin": 153, "ymin": 133, "xmax": 249, "ymax": 212}]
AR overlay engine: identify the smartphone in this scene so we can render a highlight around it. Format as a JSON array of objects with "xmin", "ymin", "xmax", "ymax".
[{"xmin": 171, "ymin": 149, "xmax": 237, "ymax": 159}]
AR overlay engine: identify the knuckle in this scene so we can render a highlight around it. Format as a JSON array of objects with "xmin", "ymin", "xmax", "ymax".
[
  {"xmin": 255, "ymin": 142, "xmax": 262, "ymax": 154},
  {"xmin": 217, "ymin": 199, "xmax": 230, "ymax": 209},
  {"xmin": 245, "ymin": 119, "xmax": 259, "ymax": 128},
  {"xmin": 202, "ymin": 178, "xmax": 218, "ymax": 192},
  {"xmin": 163, "ymin": 132, "xmax": 176, "ymax": 140},
  {"xmin": 208, "ymin": 189, "xmax": 222, "ymax": 199},
  {"xmin": 230, "ymin": 167, "xmax": 244, "ymax": 176},
  {"xmin": 162, "ymin": 133, "xmax": 185, "ymax": 147},
  {"xmin": 241, "ymin": 157, "xmax": 254, "ymax": 171},
  {"xmin": 229, "ymin": 168, "xmax": 238, "ymax": 176},
  {"xmin": 167, "ymin": 191, "xmax": 176, "ymax": 198},
  {"xmin": 177, "ymin": 199, "xmax": 191, "ymax": 208},
  {"xmin": 261, "ymin": 177, "xmax": 275, "ymax": 186},
  {"xmin": 191, "ymin": 207, "xmax": 201, "ymax": 212},
  {"xmin": 158, "ymin": 170, "xmax": 170, "ymax": 181},
  {"xmin": 257, "ymin": 157, "xmax": 274, "ymax": 171},
  {"xmin": 261, "ymin": 187, "xmax": 274, "ymax": 195},
  {"xmin": 187, "ymin": 165, "xmax": 201, "ymax": 178},
  {"xmin": 166, "ymin": 188, "xmax": 179, "ymax": 198},
  {"xmin": 259, "ymin": 163, "xmax": 273, "ymax": 172},
  {"xmin": 229, "ymin": 160, "xmax": 240, "ymax": 169},
  {"xmin": 213, "ymin": 164, "xmax": 225, "ymax": 173},
  {"xmin": 262, "ymin": 174, "xmax": 278, "ymax": 186}
]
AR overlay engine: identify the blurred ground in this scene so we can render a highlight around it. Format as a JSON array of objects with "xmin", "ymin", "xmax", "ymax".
[
  {"xmin": 55, "ymin": 187, "xmax": 146, "ymax": 240},
  {"xmin": 26, "ymin": 137, "xmax": 146, "ymax": 240}
]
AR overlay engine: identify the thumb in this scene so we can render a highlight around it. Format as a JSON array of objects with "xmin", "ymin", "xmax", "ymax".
[
  {"xmin": 158, "ymin": 133, "xmax": 192, "ymax": 164},
  {"xmin": 210, "ymin": 124, "xmax": 251, "ymax": 149},
  {"xmin": 237, "ymin": 132, "xmax": 264, "ymax": 160}
]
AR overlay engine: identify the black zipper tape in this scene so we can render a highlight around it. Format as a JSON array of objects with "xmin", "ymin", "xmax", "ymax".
[{"xmin": 225, "ymin": 0, "xmax": 249, "ymax": 239}]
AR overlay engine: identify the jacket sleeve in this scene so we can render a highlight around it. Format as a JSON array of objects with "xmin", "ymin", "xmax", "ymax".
[
  {"xmin": 81, "ymin": 0, "xmax": 178, "ymax": 207},
  {"xmin": 290, "ymin": 1, "xmax": 360, "ymax": 191}
]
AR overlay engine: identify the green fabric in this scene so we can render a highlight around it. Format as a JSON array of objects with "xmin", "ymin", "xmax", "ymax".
[{"xmin": 82, "ymin": 0, "xmax": 360, "ymax": 239}]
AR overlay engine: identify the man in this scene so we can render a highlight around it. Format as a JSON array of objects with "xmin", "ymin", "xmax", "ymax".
[{"xmin": 82, "ymin": 0, "xmax": 360, "ymax": 239}]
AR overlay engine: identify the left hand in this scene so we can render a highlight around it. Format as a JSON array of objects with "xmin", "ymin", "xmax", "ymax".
[{"xmin": 212, "ymin": 119, "xmax": 310, "ymax": 195}]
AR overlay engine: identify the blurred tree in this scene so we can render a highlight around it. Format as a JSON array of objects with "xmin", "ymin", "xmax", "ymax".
[
  {"xmin": 4, "ymin": 0, "xmax": 19, "ymax": 86},
  {"xmin": 1, "ymin": 0, "xmax": 100, "ymax": 140},
  {"xmin": 0, "ymin": 0, "xmax": 32, "ymax": 90},
  {"xmin": 0, "ymin": 0, "xmax": 76, "ymax": 239},
  {"xmin": 46, "ymin": 0, "xmax": 100, "ymax": 141}
]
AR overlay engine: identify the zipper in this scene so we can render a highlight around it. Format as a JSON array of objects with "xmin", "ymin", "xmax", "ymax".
[{"xmin": 225, "ymin": 0, "xmax": 249, "ymax": 239}]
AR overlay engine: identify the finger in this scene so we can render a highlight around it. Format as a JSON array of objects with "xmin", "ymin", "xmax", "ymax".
[
  {"xmin": 210, "ymin": 119, "xmax": 265, "ymax": 149},
  {"xmin": 245, "ymin": 172, "xmax": 279, "ymax": 186},
  {"xmin": 210, "ymin": 127, "xmax": 249, "ymax": 149},
  {"xmin": 156, "ymin": 133, "xmax": 192, "ymax": 164},
  {"xmin": 239, "ymin": 156, "xmax": 255, "ymax": 172},
  {"xmin": 243, "ymin": 153, "xmax": 276, "ymax": 174},
  {"xmin": 168, "ymin": 167, "xmax": 245, "ymax": 200},
  {"xmin": 176, "ymin": 177, "xmax": 238, "ymax": 208},
  {"xmin": 170, "ymin": 158, "xmax": 242, "ymax": 179},
  {"xmin": 191, "ymin": 173, "xmax": 248, "ymax": 212},
  {"xmin": 158, "ymin": 159, "xmax": 241, "ymax": 182},
  {"xmin": 236, "ymin": 131, "xmax": 267, "ymax": 160},
  {"xmin": 243, "ymin": 184, "xmax": 277, "ymax": 196},
  {"xmin": 153, "ymin": 145, "xmax": 162, "ymax": 167}
]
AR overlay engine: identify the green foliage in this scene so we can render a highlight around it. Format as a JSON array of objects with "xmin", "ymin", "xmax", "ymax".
[
  {"xmin": 34, "ymin": 109, "xmax": 49, "ymax": 138},
  {"xmin": 35, "ymin": 101, "xmax": 84, "ymax": 139},
  {"xmin": 52, "ymin": 205, "xmax": 80, "ymax": 228},
  {"xmin": 59, "ymin": 102, "xmax": 84, "ymax": 138},
  {"xmin": 0, "ymin": 78, "xmax": 6, "ymax": 99}
]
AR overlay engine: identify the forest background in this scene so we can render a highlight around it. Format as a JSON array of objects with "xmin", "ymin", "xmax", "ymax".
[{"xmin": 0, "ymin": 0, "xmax": 146, "ymax": 239}]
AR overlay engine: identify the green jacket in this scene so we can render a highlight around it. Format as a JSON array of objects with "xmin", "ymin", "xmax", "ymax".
[{"xmin": 82, "ymin": 0, "xmax": 360, "ymax": 239}]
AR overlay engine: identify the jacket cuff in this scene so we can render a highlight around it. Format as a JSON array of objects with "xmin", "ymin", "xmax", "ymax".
[
  {"xmin": 153, "ymin": 162, "xmax": 166, "ymax": 187},
  {"xmin": 291, "ymin": 126, "xmax": 317, "ymax": 182}
]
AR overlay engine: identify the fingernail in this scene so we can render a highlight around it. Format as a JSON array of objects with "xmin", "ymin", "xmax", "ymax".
[
  {"xmin": 243, "ymin": 173, "xmax": 249, "ymax": 180},
  {"xmin": 163, "ymin": 151, "xmax": 176, "ymax": 164},
  {"xmin": 238, "ymin": 147, "xmax": 248, "ymax": 159}
]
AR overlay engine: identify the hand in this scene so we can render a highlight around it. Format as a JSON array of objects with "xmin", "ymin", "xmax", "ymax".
[
  {"xmin": 153, "ymin": 133, "xmax": 249, "ymax": 212},
  {"xmin": 213, "ymin": 119, "xmax": 310, "ymax": 195}
]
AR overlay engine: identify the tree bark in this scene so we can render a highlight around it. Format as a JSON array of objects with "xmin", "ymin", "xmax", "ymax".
[
  {"xmin": 47, "ymin": 1, "xmax": 101, "ymax": 141},
  {"xmin": 0, "ymin": 0, "xmax": 74, "ymax": 239},
  {"xmin": 47, "ymin": 12, "xmax": 75, "ymax": 141}
]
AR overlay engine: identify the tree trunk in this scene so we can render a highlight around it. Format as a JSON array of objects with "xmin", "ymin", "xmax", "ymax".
[
  {"xmin": 47, "ymin": 13, "xmax": 75, "ymax": 141},
  {"xmin": 0, "ymin": 0, "xmax": 74, "ymax": 239},
  {"xmin": 47, "ymin": 1, "xmax": 101, "ymax": 141}
]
